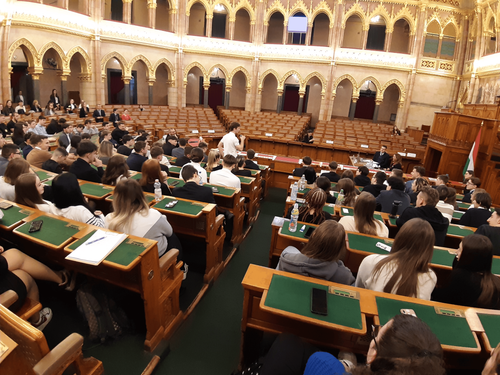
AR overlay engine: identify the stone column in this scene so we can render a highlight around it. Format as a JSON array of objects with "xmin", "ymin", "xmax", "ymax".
[
  {"xmin": 262, "ymin": 25, "xmax": 269, "ymax": 43},
  {"xmin": 203, "ymin": 80, "xmax": 210, "ymax": 108},
  {"xmin": 305, "ymin": 23, "xmax": 312, "ymax": 46},
  {"xmin": 148, "ymin": 1, "xmax": 156, "ymax": 29},
  {"xmin": 400, "ymin": 69, "xmax": 416, "ymax": 130},
  {"xmin": 244, "ymin": 86, "xmax": 252, "ymax": 111},
  {"xmin": 372, "ymin": 98, "xmax": 382, "ymax": 122},
  {"xmin": 436, "ymin": 34, "xmax": 443, "ymax": 59},
  {"xmin": 384, "ymin": 31, "xmax": 393, "ymax": 52},
  {"xmin": 123, "ymin": 76, "xmax": 131, "ymax": 105},
  {"xmin": 276, "ymin": 90, "xmax": 283, "ymax": 113},
  {"xmin": 176, "ymin": 47, "xmax": 184, "ymax": 107},
  {"xmin": 59, "ymin": 72, "xmax": 70, "ymax": 107},
  {"xmin": 413, "ymin": 4, "xmax": 427, "ymax": 66},
  {"xmin": 228, "ymin": 18, "xmax": 235, "ymax": 40},
  {"xmin": 58, "ymin": 0, "xmax": 68, "ymax": 10},
  {"xmin": 206, "ymin": 14, "xmax": 213, "ymax": 37},
  {"xmin": 148, "ymin": 79, "xmax": 155, "ymax": 105},
  {"xmin": 249, "ymin": 21, "xmax": 255, "ymax": 43},
  {"xmin": 79, "ymin": 74, "xmax": 94, "ymax": 106},
  {"xmin": 297, "ymin": 92, "xmax": 305, "ymax": 115},
  {"xmin": 282, "ymin": 22, "xmax": 288, "ymax": 44},
  {"xmin": 348, "ymin": 97, "xmax": 358, "ymax": 120},
  {"xmin": 123, "ymin": 0, "xmax": 132, "ymax": 24},
  {"xmin": 31, "ymin": 74, "xmax": 41, "ymax": 102},
  {"xmin": 1, "ymin": 17, "xmax": 12, "ymax": 102},
  {"xmin": 224, "ymin": 86, "xmax": 231, "ymax": 109},
  {"xmin": 361, "ymin": 26, "xmax": 369, "ymax": 49},
  {"xmin": 468, "ymin": 73, "xmax": 477, "ymax": 104},
  {"xmin": 450, "ymin": 16, "xmax": 469, "ymax": 110},
  {"xmin": 170, "ymin": 9, "xmax": 177, "ymax": 33},
  {"xmin": 327, "ymin": 93, "xmax": 336, "ymax": 120},
  {"xmin": 394, "ymin": 100, "xmax": 405, "ymax": 128}
]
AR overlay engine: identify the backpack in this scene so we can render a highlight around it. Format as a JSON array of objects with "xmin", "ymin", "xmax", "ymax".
[{"xmin": 76, "ymin": 283, "xmax": 130, "ymax": 343}]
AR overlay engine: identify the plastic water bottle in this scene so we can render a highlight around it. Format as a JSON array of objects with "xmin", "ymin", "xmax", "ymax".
[
  {"xmin": 290, "ymin": 182, "xmax": 298, "ymax": 201},
  {"xmin": 336, "ymin": 189, "xmax": 345, "ymax": 208},
  {"xmin": 299, "ymin": 175, "xmax": 306, "ymax": 190},
  {"xmin": 154, "ymin": 179, "xmax": 162, "ymax": 202},
  {"xmin": 198, "ymin": 171, "xmax": 203, "ymax": 186},
  {"xmin": 289, "ymin": 203, "xmax": 299, "ymax": 232}
]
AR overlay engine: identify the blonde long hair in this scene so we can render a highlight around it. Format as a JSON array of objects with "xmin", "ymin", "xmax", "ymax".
[{"xmin": 106, "ymin": 179, "xmax": 150, "ymax": 233}]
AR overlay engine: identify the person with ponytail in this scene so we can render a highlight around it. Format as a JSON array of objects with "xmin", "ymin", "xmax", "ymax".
[
  {"xmin": 432, "ymin": 234, "xmax": 500, "ymax": 309},
  {"xmin": 286, "ymin": 187, "xmax": 332, "ymax": 225},
  {"xmin": 339, "ymin": 192, "xmax": 389, "ymax": 238}
]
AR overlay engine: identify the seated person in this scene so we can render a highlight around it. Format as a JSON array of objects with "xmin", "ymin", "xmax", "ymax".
[
  {"xmin": 41, "ymin": 147, "xmax": 68, "ymax": 174},
  {"xmin": 26, "ymin": 134, "xmax": 52, "ymax": 168},
  {"xmin": 172, "ymin": 164, "xmax": 216, "ymax": 204},
  {"xmin": 376, "ymin": 176, "xmax": 411, "ymax": 216},
  {"xmin": 105, "ymin": 179, "xmax": 182, "ymax": 257},
  {"xmin": 206, "ymin": 150, "xmax": 222, "ymax": 172},
  {"xmin": 462, "ymin": 176, "xmax": 481, "ymax": 203},
  {"xmin": 82, "ymin": 119, "xmax": 99, "ymax": 135},
  {"xmin": 339, "ymin": 192, "xmax": 389, "ymax": 238},
  {"xmin": 292, "ymin": 156, "xmax": 312, "ymax": 177},
  {"xmin": 198, "ymin": 141, "xmax": 209, "ymax": 163},
  {"xmin": 162, "ymin": 135, "xmax": 178, "ymax": 156},
  {"xmin": 209, "ymin": 155, "xmax": 241, "ymax": 189},
  {"xmin": 308, "ymin": 176, "xmax": 335, "ymax": 204},
  {"xmin": 459, "ymin": 191, "xmax": 492, "ymax": 228},
  {"xmin": 383, "ymin": 167, "xmax": 403, "ymax": 186},
  {"xmin": 180, "ymin": 147, "xmax": 206, "ymax": 183},
  {"xmin": 0, "ymin": 246, "xmax": 71, "ymax": 330},
  {"xmin": 0, "ymin": 144, "xmax": 22, "ymax": 176},
  {"xmin": 277, "ymin": 220, "xmax": 355, "ymax": 285},
  {"xmin": 476, "ymin": 208, "xmax": 500, "ymax": 256},
  {"xmin": 135, "ymin": 130, "xmax": 150, "ymax": 143},
  {"xmin": 172, "ymin": 138, "xmax": 187, "ymax": 159},
  {"xmin": 74, "ymin": 123, "xmax": 85, "ymax": 136},
  {"xmin": 139, "ymin": 159, "xmax": 172, "ymax": 196},
  {"xmin": 49, "ymin": 173, "xmax": 105, "ymax": 227},
  {"xmin": 362, "ymin": 171, "xmax": 387, "ymax": 198},
  {"xmin": 372, "ymin": 145, "xmax": 391, "ymax": 169},
  {"xmin": 463, "ymin": 170, "xmax": 474, "ymax": 194},
  {"xmin": 435, "ymin": 185, "xmax": 454, "ymax": 222},
  {"xmin": 432, "ymin": 234, "xmax": 500, "ymax": 309},
  {"xmin": 111, "ymin": 122, "xmax": 129, "ymax": 145},
  {"xmin": 396, "ymin": 187, "xmax": 449, "ymax": 246},
  {"xmin": 98, "ymin": 140, "xmax": 114, "ymax": 165},
  {"xmin": 21, "ymin": 133, "xmax": 34, "ymax": 159},
  {"xmin": 244, "ymin": 149, "xmax": 260, "ymax": 170},
  {"xmin": 388, "ymin": 153, "xmax": 402, "ymax": 171},
  {"xmin": 101, "ymin": 155, "xmax": 130, "ymax": 186},
  {"xmin": 14, "ymin": 173, "xmax": 55, "ymax": 212},
  {"xmin": 68, "ymin": 135, "xmax": 81, "ymax": 157},
  {"xmin": 321, "ymin": 161, "xmax": 340, "ymax": 183},
  {"xmin": 174, "ymin": 146, "xmax": 192, "ymax": 167},
  {"xmin": 356, "ymin": 218, "xmax": 437, "ymax": 300},
  {"xmin": 404, "ymin": 165, "xmax": 425, "ymax": 194},
  {"xmin": 286, "ymin": 187, "xmax": 332, "ymax": 225},
  {"xmin": 301, "ymin": 128, "xmax": 314, "ymax": 143},
  {"xmin": 340, "ymin": 169, "xmax": 354, "ymax": 181},
  {"xmin": 150, "ymin": 146, "xmax": 169, "ymax": 173},
  {"xmin": 232, "ymin": 155, "xmax": 252, "ymax": 177},
  {"xmin": 117, "ymin": 134, "xmax": 134, "ymax": 156},
  {"xmin": 0, "ymin": 159, "xmax": 31, "ymax": 201},
  {"xmin": 445, "ymin": 186, "xmax": 458, "ymax": 210},
  {"xmin": 303, "ymin": 166, "xmax": 316, "ymax": 185},
  {"xmin": 408, "ymin": 177, "xmax": 430, "ymax": 205},
  {"xmin": 58, "ymin": 123, "xmax": 73, "ymax": 148},
  {"xmin": 434, "ymin": 174, "xmax": 449, "ymax": 188},
  {"xmin": 68, "ymin": 140, "xmax": 104, "ymax": 183},
  {"xmin": 336, "ymin": 178, "xmax": 357, "ymax": 207},
  {"xmin": 354, "ymin": 166, "xmax": 370, "ymax": 187},
  {"xmin": 126, "ymin": 141, "xmax": 149, "ymax": 172}
]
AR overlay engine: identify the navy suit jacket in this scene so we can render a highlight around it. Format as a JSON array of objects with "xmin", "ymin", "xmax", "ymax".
[
  {"xmin": 126, "ymin": 153, "xmax": 148, "ymax": 172},
  {"xmin": 172, "ymin": 182, "xmax": 216, "ymax": 205},
  {"xmin": 372, "ymin": 152, "xmax": 391, "ymax": 169}
]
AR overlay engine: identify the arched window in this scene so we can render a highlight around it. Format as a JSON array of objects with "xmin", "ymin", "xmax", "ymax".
[
  {"xmin": 423, "ymin": 20, "xmax": 441, "ymax": 58},
  {"xmin": 311, "ymin": 13, "xmax": 329, "ymax": 46},
  {"xmin": 132, "ymin": 0, "xmax": 148, "ymax": 27},
  {"xmin": 188, "ymin": 2, "xmax": 207, "ymax": 36},
  {"xmin": 366, "ymin": 15, "xmax": 386, "ymax": 51},
  {"xmin": 485, "ymin": 18, "xmax": 497, "ymax": 56},
  {"xmin": 342, "ymin": 15, "xmax": 363, "ymax": 49},
  {"xmin": 390, "ymin": 19, "xmax": 410, "ymax": 53},
  {"xmin": 288, "ymin": 12, "xmax": 307, "ymax": 45},
  {"xmin": 234, "ymin": 9, "xmax": 251, "ymax": 42},
  {"xmin": 212, "ymin": 4, "xmax": 228, "ymax": 38},
  {"xmin": 156, "ymin": 0, "xmax": 171, "ymax": 32},
  {"xmin": 105, "ymin": 0, "xmax": 123, "ymax": 22},
  {"xmin": 440, "ymin": 24, "xmax": 456, "ymax": 60},
  {"xmin": 266, "ymin": 12, "xmax": 285, "ymax": 44}
]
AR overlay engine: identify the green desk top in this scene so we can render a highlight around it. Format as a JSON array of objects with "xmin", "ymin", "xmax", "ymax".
[
  {"xmin": 259, "ymin": 165, "xmax": 267, "ymax": 170},
  {"xmin": 238, "ymin": 176, "xmax": 253, "ymax": 184},
  {"xmin": 35, "ymin": 170, "xmax": 53, "ymax": 181},
  {"xmin": 205, "ymin": 184, "xmax": 235, "ymax": 197},
  {"xmin": 67, "ymin": 230, "xmax": 148, "ymax": 267},
  {"xmin": 169, "ymin": 166, "xmax": 181, "ymax": 173},
  {"xmin": 0, "ymin": 207, "xmax": 34, "ymax": 228},
  {"xmin": 430, "ymin": 248, "xmax": 456, "ymax": 267},
  {"xmin": 347, "ymin": 232, "xmax": 393, "ymax": 255},
  {"xmin": 296, "ymin": 202, "xmax": 335, "ymax": 215},
  {"xmin": 167, "ymin": 178, "xmax": 185, "ymax": 188},
  {"xmin": 453, "ymin": 211, "xmax": 464, "ymax": 219},
  {"xmin": 298, "ymin": 187, "xmax": 311, "ymax": 195},
  {"xmin": 15, "ymin": 215, "xmax": 82, "ymax": 247},
  {"xmin": 153, "ymin": 197, "xmax": 205, "ymax": 216},
  {"xmin": 492, "ymin": 258, "xmax": 500, "ymax": 275},
  {"xmin": 79, "ymin": 183, "xmax": 113, "ymax": 198},
  {"xmin": 458, "ymin": 202, "xmax": 471, "ymax": 209},
  {"xmin": 389, "ymin": 217, "xmax": 397, "ymax": 226},
  {"xmin": 131, "ymin": 173, "xmax": 142, "ymax": 180},
  {"xmin": 456, "ymin": 194, "xmax": 464, "ymax": 201},
  {"xmin": 477, "ymin": 313, "xmax": 500, "ymax": 349},
  {"xmin": 376, "ymin": 296, "xmax": 477, "ymax": 348},
  {"xmin": 250, "ymin": 170, "xmax": 258, "ymax": 176},
  {"xmin": 447, "ymin": 225, "xmax": 474, "ymax": 237},
  {"xmin": 280, "ymin": 219, "xmax": 317, "ymax": 239},
  {"xmin": 264, "ymin": 274, "xmax": 363, "ymax": 330}
]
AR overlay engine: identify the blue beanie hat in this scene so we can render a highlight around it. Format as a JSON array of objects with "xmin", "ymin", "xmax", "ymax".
[{"xmin": 303, "ymin": 352, "xmax": 347, "ymax": 375}]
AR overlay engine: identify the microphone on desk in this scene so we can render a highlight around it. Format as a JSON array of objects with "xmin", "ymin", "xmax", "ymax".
[{"xmin": 389, "ymin": 201, "xmax": 401, "ymax": 219}]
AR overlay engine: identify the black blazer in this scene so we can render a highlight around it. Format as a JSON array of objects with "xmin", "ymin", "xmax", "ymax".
[
  {"xmin": 362, "ymin": 184, "xmax": 386, "ymax": 198},
  {"xmin": 175, "ymin": 156, "xmax": 191, "ymax": 167},
  {"xmin": 69, "ymin": 158, "xmax": 104, "ymax": 183},
  {"xmin": 233, "ymin": 169, "xmax": 252, "ymax": 177},
  {"xmin": 172, "ymin": 182, "xmax": 216, "ymax": 204},
  {"xmin": 116, "ymin": 145, "xmax": 132, "ymax": 156},
  {"xmin": 321, "ymin": 171, "xmax": 340, "ymax": 183},
  {"xmin": 462, "ymin": 191, "xmax": 473, "ymax": 203},
  {"xmin": 458, "ymin": 208, "xmax": 492, "ymax": 228},
  {"xmin": 292, "ymin": 166, "xmax": 309, "ymax": 177},
  {"xmin": 354, "ymin": 175, "xmax": 371, "ymax": 187},
  {"xmin": 93, "ymin": 109, "xmax": 105, "ymax": 122},
  {"xmin": 372, "ymin": 152, "xmax": 391, "ymax": 169},
  {"xmin": 245, "ymin": 159, "xmax": 260, "ymax": 170},
  {"xmin": 162, "ymin": 143, "xmax": 177, "ymax": 156},
  {"xmin": 126, "ymin": 153, "xmax": 148, "ymax": 172},
  {"xmin": 79, "ymin": 107, "xmax": 88, "ymax": 118},
  {"xmin": 396, "ymin": 205, "xmax": 449, "ymax": 246},
  {"xmin": 389, "ymin": 163, "xmax": 402, "ymax": 171},
  {"xmin": 109, "ymin": 113, "xmax": 121, "ymax": 124}
]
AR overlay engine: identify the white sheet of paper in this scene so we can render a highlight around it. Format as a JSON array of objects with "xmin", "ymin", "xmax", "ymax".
[{"xmin": 66, "ymin": 230, "xmax": 127, "ymax": 266}]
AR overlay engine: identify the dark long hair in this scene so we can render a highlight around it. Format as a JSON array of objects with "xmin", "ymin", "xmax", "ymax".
[
  {"xmin": 372, "ymin": 218, "xmax": 435, "ymax": 297},
  {"xmin": 15, "ymin": 174, "xmax": 45, "ymax": 208},
  {"xmin": 337, "ymin": 178, "xmax": 357, "ymax": 207},
  {"xmin": 139, "ymin": 159, "xmax": 163, "ymax": 186},
  {"xmin": 458, "ymin": 235, "xmax": 500, "ymax": 308},
  {"xmin": 51, "ymin": 173, "xmax": 92, "ymax": 212},
  {"xmin": 102, "ymin": 155, "xmax": 130, "ymax": 186},
  {"xmin": 301, "ymin": 220, "xmax": 346, "ymax": 262},
  {"xmin": 298, "ymin": 188, "xmax": 327, "ymax": 224}
]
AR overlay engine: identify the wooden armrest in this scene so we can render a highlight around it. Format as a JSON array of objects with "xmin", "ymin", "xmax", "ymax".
[
  {"xmin": 215, "ymin": 214, "xmax": 225, "ymax": 230},
  {"xmin": 159, "ymin": 248, "xmax": 179, "ymax": 271},
  {"xmin": 0, "ymin": 290, "xmax": 18, "ymax": 308},
  {"xmin": 17, "ymin": 298, "xmax": 42, "ymax": 321},
  {"xmin": 33, "ymin": 333, "xmax": 84, "ymax": 375}
]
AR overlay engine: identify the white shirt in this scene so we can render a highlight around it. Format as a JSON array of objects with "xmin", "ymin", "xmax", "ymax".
[
  {"xmin": 220, "ymin": 132, "xmax": 239, "ymax": 157},
  {"xmin": 436, "ymin": 200, "xmax": 454, "ymax": 222},
  {"xmin": 209, "ymin": 168, "xmax": 241, "ymax": 189},
  {"xmin": 338, "ymin": 216, "xmax": 389, "ymax": 238},
  {"xmin": 181, "ymin": 161, "xmax": 207, "ymax": 183},
  {"xmin": 49, "ymin": 205, "xmax": 105, "ymax": 227},
  {"xmin": 355, "ymin": 254, "xmax": 437, "ymax": 300},
  {"xmin": 0, "ymin": 177, "xmax": 15, "ymax": 201}
]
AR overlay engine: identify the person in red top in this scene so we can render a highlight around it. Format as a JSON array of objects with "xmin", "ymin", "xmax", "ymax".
[{"xmin": 121, "ymin": 109, "xmax": 131, "ymax": 121}]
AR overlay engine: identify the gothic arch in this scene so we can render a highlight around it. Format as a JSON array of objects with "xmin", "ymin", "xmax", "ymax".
[
  {"xmin": 442, "ymin": 16, "xmax": 459, "ymax": 37},
  {"xmin": 65, "ymin": 46, "xmax": 92, "ymax": 75},
  {"xmin": 426, "ymin": 14, "xmax": 443, "ymax": 33},
  {"xmin": 311, "ymin": 1, "xmax": 334, "ymax": 27},
  {"xmin": 184, "ymin": 61, "xmax": 208, "ymax": 82},
  {"xmin": 259, "ymin": 69, "xmax": 280, "ymax": 88},
  {"xmin": 264, "ymin": 0, "xmax": 287, "ymax": 25},
  {"xmin": 381, "ymin": 79, "xmax": 406, "ymax": 101},
  {"xmin": 208, "ymin": 64, "xmax": 230, "ymax": 81},
  {"xmin": 332, "ymin": 74, "xmax": 358, "ymax": 95},
  {"xmin": 100, "ymin": 51, "xmax": 128, "ymax": 77},
  {"xmin": 186, "ymin": 0, "xmax": 210, "ymax": 16},
  {"xmin": 342, "ymin": 3, "xmax": 366, "ymax": 29},
  {"xmin": 301, "ymin": 72, "xmax": 326, "ymax": 92},
  {"xmin": 232, "ymin": 0, "xmax": 255, "ymax": 23},
  {"xmin": 8, "ymin": 38, "xmax": 38, "ymax": 68},
  {"xmin": 229, "ymin": 66, "xmax": 251, "ymax": 88},
  {"xmin": 128, "ymin": 54, "xmax": 153, "ymax": 79},
  {"xmin": 38, "ymin": 42, "xmax": 66, "ymax": 70},
  {"xmin": 289, "ymin": 1, "xmax": 311, "ymax": 19},
  {"xmin": 152, "ymin": 58, "xmax": 176, "ymax": 83},
  {"xmin": 279, "ymin": 70, "xmax": 302, "ymax": 90},
  {"xmin": 357, "ymin": 76, "xmax": 382, "ymax": 95},
  {"xmin": 392, "ymin": 12, "xmax": 416, "ymax": 35},
  {"xmin": 366, "ymin": 4, "xmax": 391, "ymax": 30},
  {"xmin": 209, "ymin": 0, "xmax": 232, "ymax": 16}
]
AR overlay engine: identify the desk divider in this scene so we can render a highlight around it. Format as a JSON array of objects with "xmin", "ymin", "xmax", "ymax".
[
  {"xmin": 477, "ymin": 313, "xmax": 500, "ymax": 349},
  {"xmin": 264, "ymin": 274, "xmax": 364, "ymax": 330},
  {"xmin": 375, "ymin": 296, "xmax": 478, "ymax": 349},
  {"xmin": 153, "ymin": 197, "xmax": 205, "ymax": 216},
  {"xmin": 15, "ymin": 215, "xmax": 82, "ymax": 247}
]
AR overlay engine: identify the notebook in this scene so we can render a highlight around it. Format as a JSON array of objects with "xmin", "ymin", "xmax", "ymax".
[{"xmin": 66, "ymin": 230, "xmax": 127, "ymax": 266}]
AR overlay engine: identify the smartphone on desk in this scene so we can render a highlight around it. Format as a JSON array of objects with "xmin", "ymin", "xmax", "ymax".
[
  {"xmin": 304, "ymin": 227, "xmax": 315, "ymax": 239},
  {"xmin": 29, "ymin": 220, "xmax": 43, "ymax": 233},
  {"xmin": 170, "ymin": 180, "xmax": 180, "ymax": 186},
  {"xmin": 311, "ymin": 288, "xmax": 328, "ymax": 316}
]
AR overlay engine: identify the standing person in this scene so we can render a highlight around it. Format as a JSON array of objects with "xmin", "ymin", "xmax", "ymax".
[
  {"xmin": 372, "ymin": 145, "xmax": 391, "ymax": 169},
  {"xmin": 49, "ymin": 89, "xmax": 60, "ymax": 108},
  {"xmin": 339, "ymin": 192, "xmax": 389, "ymax": 237},
  {"xmin": 26, "ymin": 134, "xmax": 52, "ymax": 168},
  {"xmin": 92, "ymin": 104, "xmax": 105, "ymax": 123},
  {"xmin": 79, "ymin": 100, "xmax": 89, "ymax": 118},
  {"xmin": 68, "ymin": 140, "xmax": 104, "ymax": 183},
  {"xmin": 218, "ymin": 122, "xmax": 245, "ymax": 157}
]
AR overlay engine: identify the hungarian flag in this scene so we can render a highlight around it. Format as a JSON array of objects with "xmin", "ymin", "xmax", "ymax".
[{"xmin": 463, "ymin": 127, "xmax": 482, "ymax": 175}]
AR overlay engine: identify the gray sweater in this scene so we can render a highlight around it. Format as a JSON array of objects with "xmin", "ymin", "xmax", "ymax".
[{"xmin": 276, "ymin": 246, "xmax": 355, "ymax": 285}]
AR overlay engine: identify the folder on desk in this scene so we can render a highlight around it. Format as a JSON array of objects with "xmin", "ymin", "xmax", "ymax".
[{"xmin": 66, "ymin": 230, "xmax": 127, "ymax": 266}]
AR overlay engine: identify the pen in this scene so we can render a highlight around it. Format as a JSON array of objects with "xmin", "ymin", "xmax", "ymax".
[
  {"xmin": 299, "ymin": 225, "xmax": 306, "ymax": 232},
  {"xmin": 86, "ymin": 237, "xmax": 105, "ymax": 245}
]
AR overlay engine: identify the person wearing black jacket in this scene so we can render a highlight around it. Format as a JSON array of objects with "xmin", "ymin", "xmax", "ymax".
[
  {"xmin": 92, "ymin": 104, "xmax": 105, "ymax": 123},
  {"xmin": 109, "ymin": 108, "xmax": 121, "ymax": 125},
  {"xmin": 459, "ymin": 191, "xmax": 492, "ymax": 228},
  {"xmin": 476, "ymin": 208, "xmax": 500, "ymax": 256},
  {"xmin": 116, "ymin": 135, "xmax": 134, "ymax": 156},
  {"xmin": 233, "ymin": 155, "xmax": 252, "ymax": 177},
  {"xmin": 321, "ymin": 161, "xmax": 341, "ymax": 183},
  {"xmin": 111, "ymin": 122, "xmax": 129, "ymax": 145},
  {"xmin": 172, "ymin": 164, "xmax": 216, "ymax": 204},
  {"xmin": 354, "ymin": 166, "xmax": 371, "ymax": 187},
  {"xmin": 126, "ymin": 141, "xmax": 149, "ymax": 172},
  {"xmin": 462, "ymin": 177, "xmax": 481, "ymax": 203},
  {"xmin": 244, "ymin": 149, "xmax": 260, "ymax": 170},
  {"xmin": 174, "ymin": 146, "xmax": 192, "ymax": 167},
  {"xmin": 292, "ymin": 156, "xmax": 312, "ymax": 177},
  {"xmin": 162, "ymin": 135, "xmax": 178, "ymax": 156},
  {"xmin": 68, "ymin": 141, "xmax": 104, "ymax": 183},
  {"xmin": 372, "ymin": 145, "xmax": 391, "ymax": 169},
  {"xmin": 396, "ymin": 187, "xmax": 449, "ymax": 246},
  {"xmin": 363, "ymin": 171, "xmax": 387, "ymax": 198}
]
